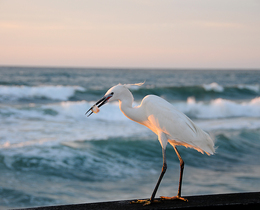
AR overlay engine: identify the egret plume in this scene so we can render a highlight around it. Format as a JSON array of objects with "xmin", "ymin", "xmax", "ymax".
[{"xmin": 124, "ymin": 82, "xmax": 145, "ymax": 88}]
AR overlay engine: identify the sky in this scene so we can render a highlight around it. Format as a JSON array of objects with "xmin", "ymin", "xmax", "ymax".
[{"xmin": 0, "ymin": 0, "xmax": 260, "ymax": 69}]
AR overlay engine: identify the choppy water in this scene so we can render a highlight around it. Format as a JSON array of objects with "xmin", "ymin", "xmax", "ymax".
[{"xmin": 0, "ymin": 67, "xmax": 260, "ymax": 209}]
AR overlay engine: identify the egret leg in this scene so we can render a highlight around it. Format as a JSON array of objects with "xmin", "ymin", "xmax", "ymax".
[
  {"xmin": 151, "ymin": 148, "xmax": 167, "ymax": 202},
  {"xmin": 161, "ymin": 146, "xmax": 188, "ymax": 202},
  {"xmin": 131, "ymin": 148, "xmax": 167, "ymax": 206}
]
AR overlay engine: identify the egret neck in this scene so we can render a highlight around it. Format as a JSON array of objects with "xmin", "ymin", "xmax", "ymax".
[{"xmin": 118, "ymin": 89, "xmax": 146, "ymax": 124}]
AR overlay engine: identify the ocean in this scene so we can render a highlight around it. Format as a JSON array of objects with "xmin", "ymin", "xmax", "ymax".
[{"xmin": 0, "ymin": 67, "xmax": 259, "ymax": 209}]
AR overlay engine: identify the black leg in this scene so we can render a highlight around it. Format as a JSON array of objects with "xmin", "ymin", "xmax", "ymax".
[
  {"xmin": 173, "ymin": 146, "xmax": 184, "ymax": 197},
  {"xmin": 150, "ymin": 148, "xmax": 167, "ymax": 202},
  {"xmin": 161, "ymin": 146, "xmax": 188, "ymax": 202},
  {"xmin": 131, "ymin": 148, "xmax": 167, "ymax": 205}
]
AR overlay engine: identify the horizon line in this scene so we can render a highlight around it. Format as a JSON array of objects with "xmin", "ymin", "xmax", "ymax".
[{"xmin": 1, "ymin": 65, "xmax": 260, "ymax": 71}]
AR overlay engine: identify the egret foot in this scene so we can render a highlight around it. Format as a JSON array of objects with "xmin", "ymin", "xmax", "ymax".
[
  {"xmin": 161, "ymin": 195, "xmax": 188, "ymax": 202},
  {"xmin": 130, "ymin": 199, "xmax": 161, "ymax": 206}
]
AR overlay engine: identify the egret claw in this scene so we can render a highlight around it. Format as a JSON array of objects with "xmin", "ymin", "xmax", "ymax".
[
  {"xmin": 160, "ymin": 195, "xmax": 188, "ymax": 202},
  {"xmin": 130, "ymin": 199, "xmax": 161, "ymax": 206},
  {"xmin": 130, "ymin": 199, "xmax": 150, "ymax": 205}
]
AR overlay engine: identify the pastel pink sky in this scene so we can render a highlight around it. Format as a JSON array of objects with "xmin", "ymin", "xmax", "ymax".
[{"xmin": 0, "ymin": 0, "xmax": 259, "ymax": 69}]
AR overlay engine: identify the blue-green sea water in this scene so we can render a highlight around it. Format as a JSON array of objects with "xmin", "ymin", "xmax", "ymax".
[{"xmin": 0, "ymin": 67, "xmax": 260, "ymax": 209}]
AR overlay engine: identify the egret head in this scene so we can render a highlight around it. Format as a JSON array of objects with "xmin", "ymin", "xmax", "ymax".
[
  {"xmin": 85, "ymin": 82, "xmax": 144, "ymax": 117},
  {"xmin": 85, "ymin": 84, "xmax": 125, "ymax": 117}
]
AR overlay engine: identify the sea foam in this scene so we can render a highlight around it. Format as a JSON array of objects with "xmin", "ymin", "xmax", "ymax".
[
  {"xmin": 177, "ymin": 96, "xmax": 260, "ymax": 119},
  {"xmin": 202, "ymin": 82, "xmax": 224, "ymax": 92},
  {"xmin": 2, "ymin": 97, "xmax": 260, "ymax": 121},
  {"xmin": 0, "ymin": 85, "xmax": 85, "ymax": 101},
  {"xmin": 202, "ymin": 83, "xmax": 260, "ymax": 93}
]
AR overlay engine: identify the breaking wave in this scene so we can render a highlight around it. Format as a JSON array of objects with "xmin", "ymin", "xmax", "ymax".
[
  {"xmin": 1, "ymin": 97, "xmax": 260, "ymax": 130},
  {"xmin": 130, "ymin": 83, "xmax": 260, "ymax": 101},
  {"xmin": 0, "ymin": 83, "xmax": 259, "ymax": 103},
  {"xmin": 177, "ymin": 96, "xmax": 260, "ymax": 119},
  {"xmin": 0, "ymin": 85, "xmax": 86, "ymax": 101}
]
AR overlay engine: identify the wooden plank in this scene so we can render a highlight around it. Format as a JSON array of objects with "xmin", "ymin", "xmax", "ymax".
[{"xmin": 12, "ymin": 192, "xmax": 260, "ymax": 210}]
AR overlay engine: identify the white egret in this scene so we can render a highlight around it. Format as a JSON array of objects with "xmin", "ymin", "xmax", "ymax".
[{"xmin": 86, "ymin": 83, "xmax": 215, "ymax": 205}]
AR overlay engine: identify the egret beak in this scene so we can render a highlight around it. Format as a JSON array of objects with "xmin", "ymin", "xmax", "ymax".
[{"xmin": 85, "ymin": 92, "xmax": 114, "ymax": 117}]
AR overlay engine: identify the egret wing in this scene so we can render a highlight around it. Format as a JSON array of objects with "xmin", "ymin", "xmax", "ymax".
[{"xmin": 143, "ymin": 95, "xmax": 214, "ymax": 155}]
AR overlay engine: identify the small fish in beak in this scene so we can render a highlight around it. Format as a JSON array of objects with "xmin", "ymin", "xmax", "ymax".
[
  {"xmin": 92, "ymin": 105, "xmax": 100, "ymax": 114},
  {"xmin": 85, "ymin": 92, "xmax": 114, "ymax": 117}
]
